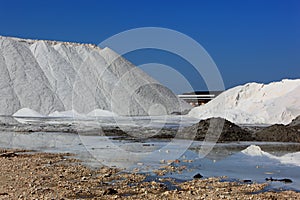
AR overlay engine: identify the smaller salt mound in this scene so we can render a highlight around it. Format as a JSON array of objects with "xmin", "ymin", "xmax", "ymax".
[
  {"xmin": 189, "ymin": 79, "xmax": 300, "ymax": 125},
  {"xmin": 13, "ymin": 108, "xmax": 45, "ymax": 118},
  {"xmin": 87, "ymin": 109, "xmax": 117, "ymax": 117},
  {"xmin": 48, "ymin": 110, "xmax": 86, "ymax": 118}
]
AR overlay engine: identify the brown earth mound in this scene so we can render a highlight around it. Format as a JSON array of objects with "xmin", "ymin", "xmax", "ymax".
[
  {"xmin": 179, "ymin": 117, "xmax": 254, "ymax": 142},
  {"xmin": 255, "ymin": 115, "xmax": 300, "ymax": 142}
]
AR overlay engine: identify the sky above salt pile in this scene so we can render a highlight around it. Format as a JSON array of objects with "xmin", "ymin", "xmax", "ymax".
[{"xmin": 0, "ymin": 0, "xmax": 299, "ymax": 93}]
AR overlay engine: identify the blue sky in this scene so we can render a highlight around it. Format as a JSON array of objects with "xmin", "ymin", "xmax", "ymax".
[{"xmin": 0, "ymin": 0, "xmax": 299, "ymax": 93}]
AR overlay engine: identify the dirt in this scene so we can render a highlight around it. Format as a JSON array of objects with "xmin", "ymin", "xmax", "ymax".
[
  {"xmin": 0, "ymin": 148, "xmax": 299, "ymax": 199},
  {"xmin": 179, "ymin": 117, "xmax": 254, "ymax": 142},
  {"xmin": 255, "ymin": 116, "xmax": 300, "ymax": 142}
]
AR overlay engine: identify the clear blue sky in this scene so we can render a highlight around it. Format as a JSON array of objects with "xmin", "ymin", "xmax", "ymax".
[{"xmin": 0, "ymin": 0, "xmax": 299, "ymax": 93}]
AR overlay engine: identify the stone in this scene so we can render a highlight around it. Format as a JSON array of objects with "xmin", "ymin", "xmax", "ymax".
[
  {"xmin": 103, "ymin": 188, "xmax": 118, "ymax": 195},
  {"xmin": 193, "ymin": 173, "xmax": 203, "ymax": 179}
]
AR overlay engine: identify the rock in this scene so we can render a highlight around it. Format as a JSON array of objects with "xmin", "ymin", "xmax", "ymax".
[
  {"xmin": 103, "ymin": 173, "xmax": 112, "ymax": 178},
  {"xmin": 265, "ymin": 177, "xmax": 293, "ymax": 183},
  {"xmin": 280, "ymin": 178, "xmax": 293, "ymax": 183},
  {"xmin": 193, "ymin": 173, "xmax": 203, "ymax": 179},
  {"xmin": 103, "ymin": 188, "xmax": 118, "ymax": 195},
  {"xmin": 0, "ymin": 152, "xmax": 17, "ymax": 158}
]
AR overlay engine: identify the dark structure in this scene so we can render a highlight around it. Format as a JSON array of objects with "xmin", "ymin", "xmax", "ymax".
[{"xmin": 178, "ymin": 91, "xmax": 223, "ymax": 106}]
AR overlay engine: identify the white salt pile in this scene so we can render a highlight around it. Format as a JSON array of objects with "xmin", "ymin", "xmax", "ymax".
[
  {"xmin": 13, "ymin": 108, "xmax": 45, "ymax": 118},
  {"xmin": 87, "ymin": 109, "xmax": 117, "ymax": 117},
  {"xmin": 189, "ymin": 79, "xmax": 300, "ymax": 125},
  {"xmin": 0, "ymin": 36, "xmax": 190, "ymax": 116}
]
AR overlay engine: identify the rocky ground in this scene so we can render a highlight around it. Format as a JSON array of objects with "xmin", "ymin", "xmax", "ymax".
[{"xmin": 0, "ymin": 149, "xmax": 299, "ymax": 199}]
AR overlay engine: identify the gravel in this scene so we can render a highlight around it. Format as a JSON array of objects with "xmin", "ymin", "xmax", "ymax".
[{"xmin": 0, "ymin": 148, "xmax": 299, "ymax": 199}]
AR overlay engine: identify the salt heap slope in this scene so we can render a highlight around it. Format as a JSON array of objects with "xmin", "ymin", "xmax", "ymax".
[
  {"xmin": 189, "ymin": 79, "xmax": 300, "ymax": 125},
  {"xmin": 0, "ymin": 36, "xmax": 190, "ymax": 116}
]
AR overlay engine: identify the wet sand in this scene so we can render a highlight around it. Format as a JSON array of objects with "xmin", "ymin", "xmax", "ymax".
[{"xmin": 0, "ymin": 149, "xmax": 299, "ymax": 199}]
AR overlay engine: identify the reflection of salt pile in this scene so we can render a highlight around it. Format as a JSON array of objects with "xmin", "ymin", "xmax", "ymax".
[
  {"xmin": 241, "ymin": 145, "xmax": 268, "ymax": 157},
  {"xmin": 0, "ymin": 36, "xmax": 190, "ymax": 116},
  {"xmin": 241, "ymin": 145, "xmax": 300, "ymax": 167},
  {"xmin": 189, "ymin": 79, "xmax": 300, "ymax": 125}
]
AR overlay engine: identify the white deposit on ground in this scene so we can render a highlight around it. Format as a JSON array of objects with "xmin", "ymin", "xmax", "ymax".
[
  {"xmin": 87, "ymin": 109, "xmax": 117, "ymax": 117},
  {"xmin": 48, "ymin": 110, "xmax": 87, "ymax": 118},
  {"xmin": 0, "ymin": 36, "xmax": 190, "ymax": 116},
  {"xmin": 12, "ymin": 108, "xmax": 46, "ymax": 118},
  {"xmin": 189, "ymin": 79, "xmax": 300, "ymax": 125}
]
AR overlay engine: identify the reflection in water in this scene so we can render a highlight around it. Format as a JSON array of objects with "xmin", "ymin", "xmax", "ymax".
[{"xmin": 0, "ymin": 131, "xmax": 300, "ymax": 191}]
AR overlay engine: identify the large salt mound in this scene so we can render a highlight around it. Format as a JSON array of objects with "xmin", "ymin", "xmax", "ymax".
[
  {"xmin": 0, "ymin": 36, "xmax": 190, "ymax": 116},
  {"xmin": 189, "ymin": 79, "xmax": 300, "ymax": 125}
]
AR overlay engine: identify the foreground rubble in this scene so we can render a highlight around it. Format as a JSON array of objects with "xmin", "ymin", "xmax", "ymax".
[{"xmin": 0, "ymin": 149, "xmax": 299, "ymax": 199}]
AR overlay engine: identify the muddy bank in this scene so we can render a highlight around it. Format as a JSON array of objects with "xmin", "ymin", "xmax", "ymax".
[{"xmin": 0, "ymin": 149, "xmax": 299, "ymax": 199}]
